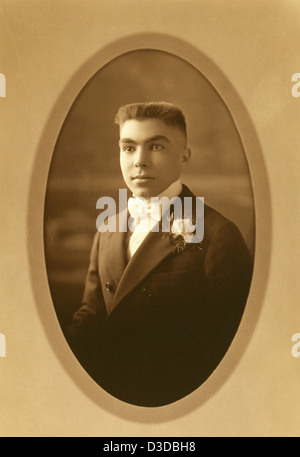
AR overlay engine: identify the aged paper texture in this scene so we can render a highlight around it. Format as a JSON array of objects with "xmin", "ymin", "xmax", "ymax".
[{"xmin": 0, "ymin": 0, "xmax": 299, "ymax": 437}]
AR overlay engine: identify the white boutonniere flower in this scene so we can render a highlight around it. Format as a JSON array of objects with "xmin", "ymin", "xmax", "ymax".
[{"xmin": 166, "ymin": 215, "xmax": 202, "ymax": 254}]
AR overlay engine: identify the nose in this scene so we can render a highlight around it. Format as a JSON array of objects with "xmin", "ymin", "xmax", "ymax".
[{"xmin": 134, "ymin": 146, "xmax": 148, "ymax": 168}]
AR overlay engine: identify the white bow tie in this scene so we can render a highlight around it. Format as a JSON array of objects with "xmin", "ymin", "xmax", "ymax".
[
  {"xmin": 128, "ymin": 197, "xmax": 149, "ymax": 220},
  {"xmin": 127, "ymin": 197, "xmax": 162, "ymax": 223}
]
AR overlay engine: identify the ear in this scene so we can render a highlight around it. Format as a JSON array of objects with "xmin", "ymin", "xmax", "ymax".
[{"xmin": 181, "ymin": 147, "xmax": 191, "ymax": 165}]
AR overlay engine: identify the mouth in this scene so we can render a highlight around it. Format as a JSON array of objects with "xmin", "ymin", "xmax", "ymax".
[{"xmin": 131, "ymin": 175, "xmax": 155, "ymax": 181}]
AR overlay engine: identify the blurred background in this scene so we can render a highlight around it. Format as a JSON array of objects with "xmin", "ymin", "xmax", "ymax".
[{"xmin": 44, "ymin": 50, "xmax": 255, "ymax": 331}]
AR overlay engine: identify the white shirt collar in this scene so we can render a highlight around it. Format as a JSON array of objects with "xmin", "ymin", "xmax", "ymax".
[{"xmin": 128, "ymin": 180, "xmax": 183, "ymax": 228}]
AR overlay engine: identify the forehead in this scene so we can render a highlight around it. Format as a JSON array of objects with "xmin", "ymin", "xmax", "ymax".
[{"xmin": 119, "ymin": 118, "xmax": 184, "ymax": 142}]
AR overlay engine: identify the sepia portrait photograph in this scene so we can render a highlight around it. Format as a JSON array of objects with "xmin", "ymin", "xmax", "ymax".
[
  {"xmin": 1, "ymin": 0, "xmax": 299, "ymax": 438},
  {"xmin": 44, "ymin": 50, "xmax": 254, "ymax": 407}
]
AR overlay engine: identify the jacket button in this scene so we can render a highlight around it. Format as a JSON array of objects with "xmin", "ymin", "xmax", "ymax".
[
  {"xmin": 106, "ymin": 281, "xmax": 113, "ymax": 292},
  {"xmin": 142, "ymin": 287, "xmax": 152, "ymax": 297}
]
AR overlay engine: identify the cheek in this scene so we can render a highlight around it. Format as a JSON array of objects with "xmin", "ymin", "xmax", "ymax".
[
  {"xmin": 154, "ymin": 156, "xmax": 181, "ymax": 175},
  {"xmin": 120, "ymin": 156, "xmax": 130, "ymax": 173},
  {"xmin": 153, "ymin": 155, "xmax": 170, "ymax": 168}
]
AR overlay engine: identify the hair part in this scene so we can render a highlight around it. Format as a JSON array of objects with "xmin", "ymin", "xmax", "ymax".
[{"xmin": 114, "ymin": 102, "xmax": 187, "ymax": 137}]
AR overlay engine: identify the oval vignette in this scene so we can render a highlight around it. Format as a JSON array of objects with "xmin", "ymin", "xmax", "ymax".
[
  {"xmin": 44, "ymin": 49, "xmax": 255, "ymax": 408},
  {"xmin": 30, "ymin": 36, "xmax": 270, "ymax": 421}
]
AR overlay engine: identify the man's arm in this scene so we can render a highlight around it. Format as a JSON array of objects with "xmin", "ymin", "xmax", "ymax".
[
  {"xmin": 200, "ymin": 219, "xmax": 253, "ymax": 366},
  {"xmin": 65, "ymin": 231, "xmax": 106, "ymax": 363}
]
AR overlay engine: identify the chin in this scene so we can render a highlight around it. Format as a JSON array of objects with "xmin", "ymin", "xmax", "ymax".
[
  {"xmin": 133, "ymin": 189, "xmax": 153, "ymax": 199},
  {"xmin": 129, "ymin": 184, "xmax": 155, "ymax": 198}
]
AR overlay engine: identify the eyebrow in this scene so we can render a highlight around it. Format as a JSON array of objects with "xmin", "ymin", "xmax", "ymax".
[{"xmin": 119, "ymin": 135, "xmax": 170, "ymax": 145}]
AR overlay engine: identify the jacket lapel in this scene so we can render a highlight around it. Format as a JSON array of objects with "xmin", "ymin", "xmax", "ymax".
[
  {"xmin": 102, "ymin": 185, "xmax": 197, "ymax": 314},
  {"xmin": 111, "ymin": 226, "xmax": 174, "ymax": 311},
  {"xmin": 98, "ymin": 209, "xmax": 128, "ymax": 291}
]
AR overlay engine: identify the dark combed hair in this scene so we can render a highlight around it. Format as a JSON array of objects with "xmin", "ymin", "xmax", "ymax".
[{"xmin": 114, "ymin": 102, "xmax": 187, "ymax": 137}]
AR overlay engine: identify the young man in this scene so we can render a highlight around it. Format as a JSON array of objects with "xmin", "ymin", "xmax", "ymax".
[{"xmin": 67, "ymin": 102, "xmax": 253, "ymax": 407}]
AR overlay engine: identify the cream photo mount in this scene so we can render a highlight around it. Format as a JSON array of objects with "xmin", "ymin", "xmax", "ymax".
[{"xmin": 28, "ymin": 32, "xmax": 271, "ymax": 423}]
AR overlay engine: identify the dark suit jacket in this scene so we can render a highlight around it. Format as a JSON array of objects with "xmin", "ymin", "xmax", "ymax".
[{"xmin": 67, "ymin": 185, "xmax": 253, "ymax": 407}]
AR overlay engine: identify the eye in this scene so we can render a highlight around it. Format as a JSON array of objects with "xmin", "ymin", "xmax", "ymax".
[
  {"xmin": 122, "ymin": 145, "xmax": 135, "ymax": 152},
  {"xmin": 151, "ymin": 144, "xmax": 163, "ymax": 151}
]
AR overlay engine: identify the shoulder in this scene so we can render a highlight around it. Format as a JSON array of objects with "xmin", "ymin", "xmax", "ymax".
[
  {"xmin": 181, "ymin": 183, "xmax": 250, "ymax": 252},
  {"xmin": 95, "ymin": 206, "xmax": 128, "ymax": 238},
  {"xmin": 181, "ymin": 184, "xmax": 241, "ymax": 233},
  {"xmin": 203, "ymin": 203, "xmax": 240, "ymax": 243}
]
